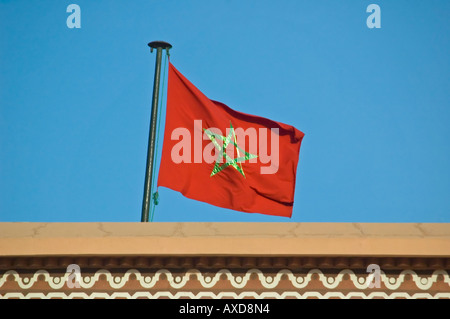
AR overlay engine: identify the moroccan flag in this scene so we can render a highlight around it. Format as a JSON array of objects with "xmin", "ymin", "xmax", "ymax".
[{"xmin": 157, "ymin": 63, "xmax": 304, "ymax": 217}]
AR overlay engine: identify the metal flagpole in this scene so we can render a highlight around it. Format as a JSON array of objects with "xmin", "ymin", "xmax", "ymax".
[{"xmin": 141, "ymin": 41, "xmax": 172, "ymax": 222}]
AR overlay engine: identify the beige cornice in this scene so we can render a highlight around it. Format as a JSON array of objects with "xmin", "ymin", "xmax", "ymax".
[{"xmin": 0, "ymin": 222, "xmax": 449, "ymax": 258}]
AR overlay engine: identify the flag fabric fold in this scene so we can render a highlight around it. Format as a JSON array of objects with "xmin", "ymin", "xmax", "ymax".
[{"xmin": 157, "ymin": 63, "xmax": 304, "ymax": 217}]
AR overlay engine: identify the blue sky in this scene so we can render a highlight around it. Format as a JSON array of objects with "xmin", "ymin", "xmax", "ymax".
[{"xmin": 1, "ymin": 1, "xmax": 449, "ymax": 222}]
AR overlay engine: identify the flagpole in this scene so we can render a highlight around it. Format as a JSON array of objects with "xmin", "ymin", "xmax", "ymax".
[{"xmin": 141, "ymin": 41, "xmax": 172, "ymax": 222}]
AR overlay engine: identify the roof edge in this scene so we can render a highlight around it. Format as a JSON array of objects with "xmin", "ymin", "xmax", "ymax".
[{"xmin": 0, "ymin": 222, "xmax": 449, "ymax": 258}]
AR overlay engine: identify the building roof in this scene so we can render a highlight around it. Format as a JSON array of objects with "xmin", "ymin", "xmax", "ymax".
[{"xmin": 0, "ymin": 222, "xmax": 449, "ymax": 258}]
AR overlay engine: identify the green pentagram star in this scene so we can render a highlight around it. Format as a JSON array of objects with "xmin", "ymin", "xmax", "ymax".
[{"xmin": 203, "ymin": 122, "xmax": 258, "ymax": 178}]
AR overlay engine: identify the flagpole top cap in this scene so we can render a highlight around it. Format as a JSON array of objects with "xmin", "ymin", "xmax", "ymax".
[{"xmin": 148, "ymin": 41, "xmax": 172, "ymax": 52}]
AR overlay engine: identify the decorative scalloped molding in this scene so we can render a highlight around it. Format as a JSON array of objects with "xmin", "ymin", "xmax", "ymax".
[{"xmin": 1, "ymin": 268, "xmax": 449, "ymax": 291}]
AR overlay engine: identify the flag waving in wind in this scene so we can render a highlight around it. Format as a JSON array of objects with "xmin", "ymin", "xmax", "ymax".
[{"xmin": 157, "ymin": 63, "xmax": 304, "ymax": 217}]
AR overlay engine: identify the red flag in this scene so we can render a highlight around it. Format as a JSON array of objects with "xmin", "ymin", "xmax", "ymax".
[{"xmin": 157, "ymin": 63, "xmax": 304, "ymax": 217}]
